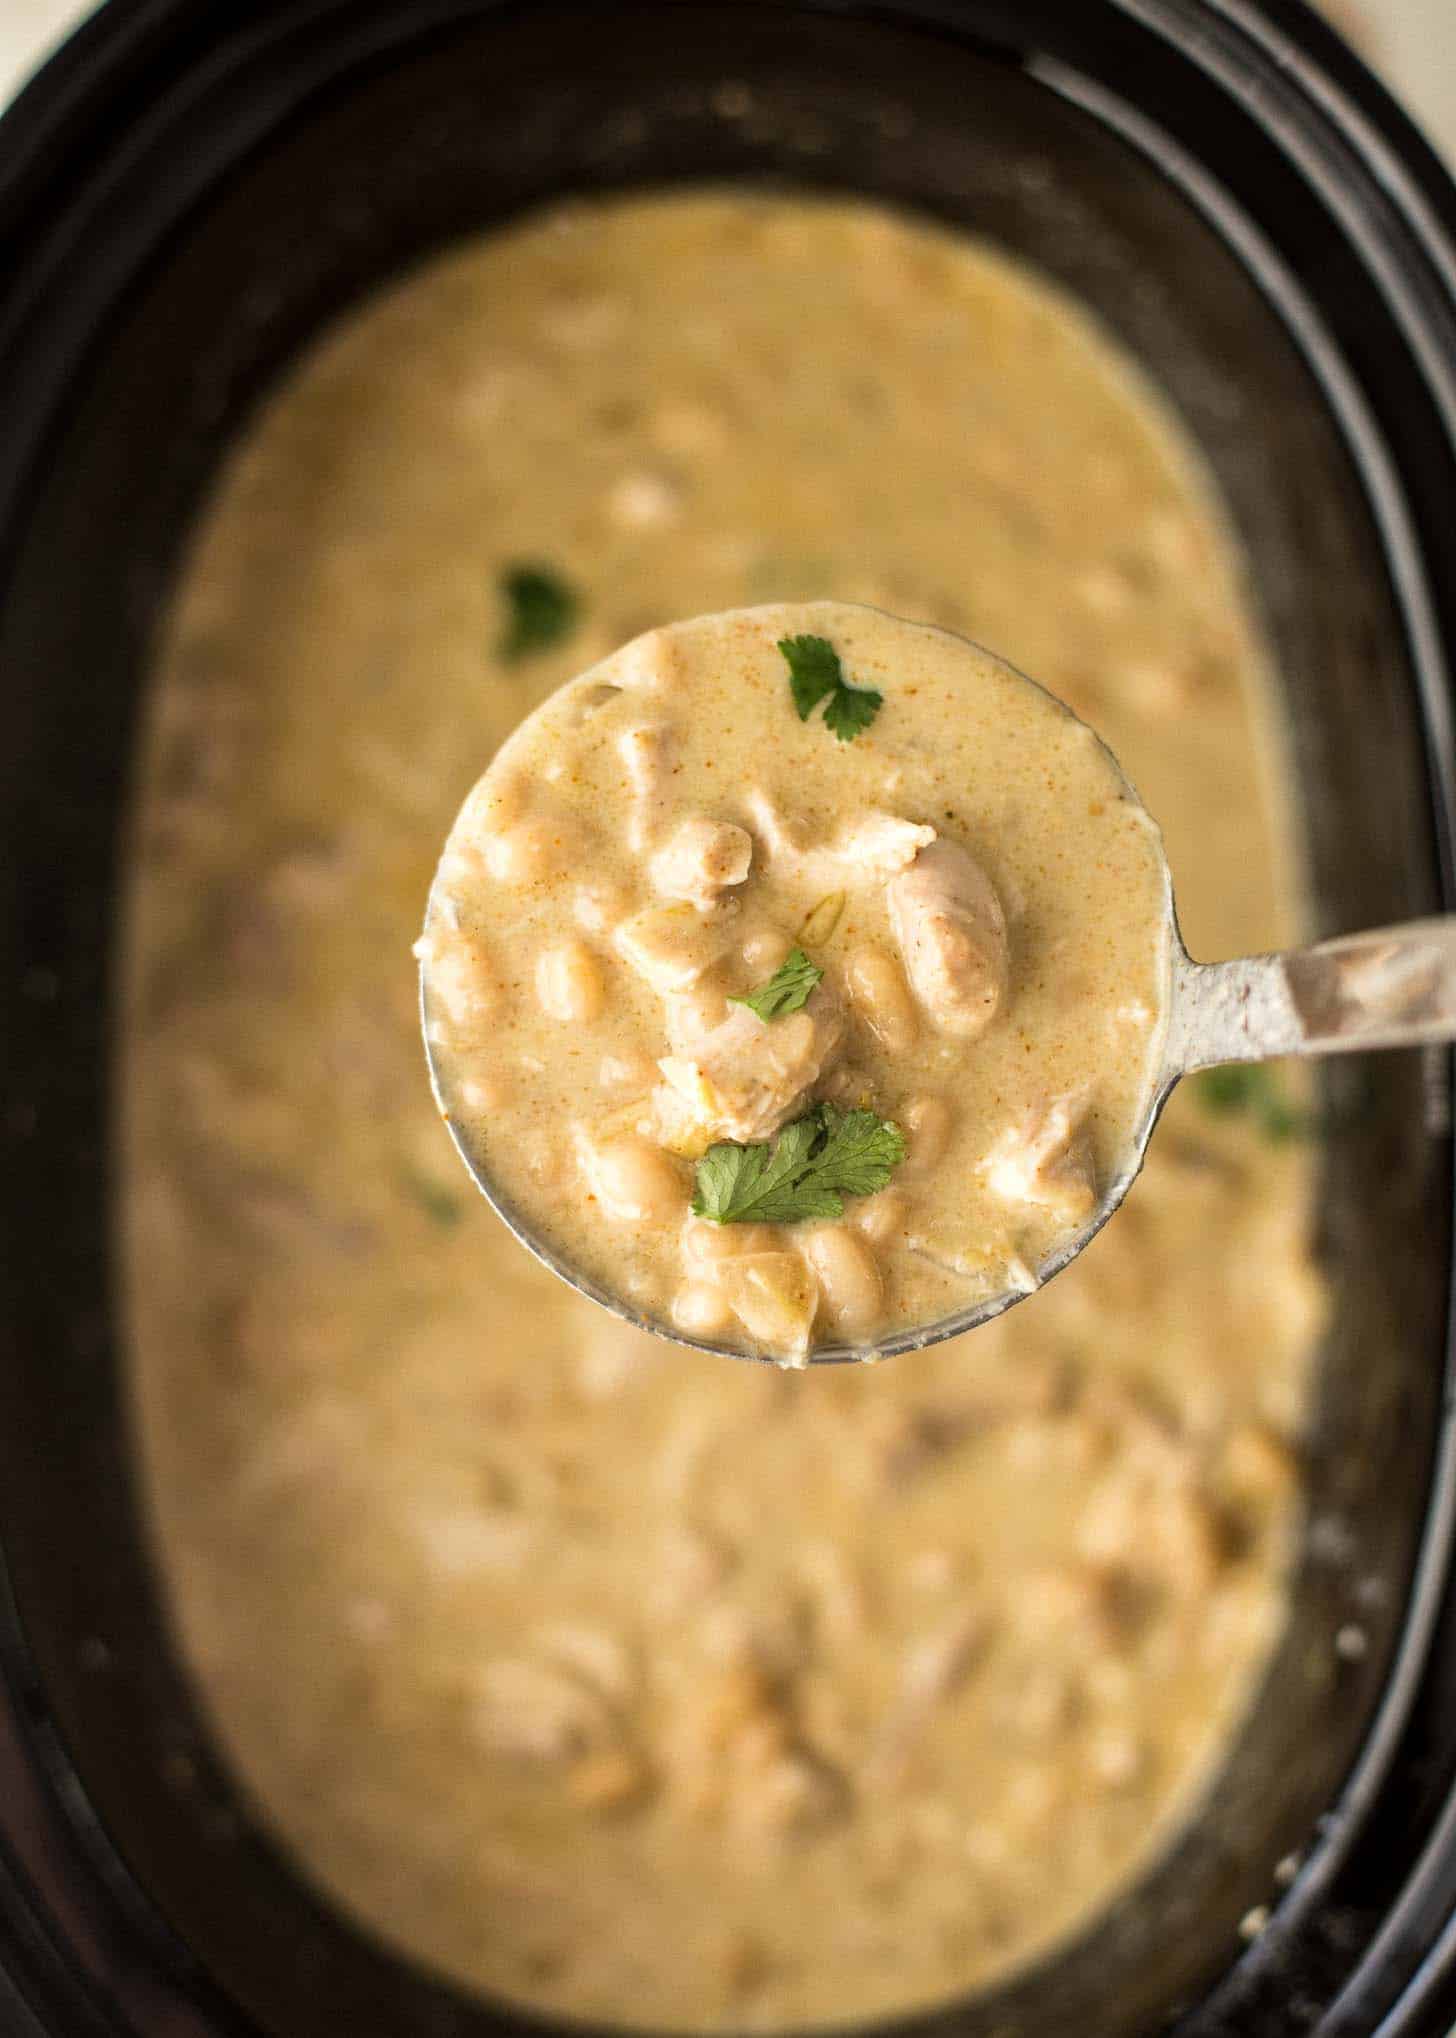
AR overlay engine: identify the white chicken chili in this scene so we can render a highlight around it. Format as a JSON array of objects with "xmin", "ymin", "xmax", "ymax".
[
  {"xmin": 423, "ymin": 603, "xmax": 1172, "ymax": 1362},
  {"xmin": 126, "ymin": 192, "xmax": 1321, "ymax": 2033}
]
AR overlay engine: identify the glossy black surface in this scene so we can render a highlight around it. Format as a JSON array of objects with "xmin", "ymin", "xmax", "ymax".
[{"xmin": 1, "ymin": 3, "xmax": 1455, "ymax": 2034}]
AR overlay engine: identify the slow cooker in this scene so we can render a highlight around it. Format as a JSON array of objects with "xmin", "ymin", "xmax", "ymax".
[{"xmin": 3, "ymin": 2, "xmax": 1456, "ymax": 2032}]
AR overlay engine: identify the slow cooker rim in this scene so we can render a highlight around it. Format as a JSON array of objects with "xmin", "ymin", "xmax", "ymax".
[
  {"xmin": 1023, "ymin": 22, "xmax": 1456, "ymax": 2029},
  {"xmin": 2, "ymin": 4, "xmax": 1456, "ymax": 2036}
]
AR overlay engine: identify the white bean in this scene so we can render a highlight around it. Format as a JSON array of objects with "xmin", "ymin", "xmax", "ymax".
[
  {"xmin": 853, "ymin": 1189, "xmax": 908, "ymax": 1248},
  {"xmin": 536, "ymin": 939, "xmax": 606, "ymax": 1023},
  {"xmin": 902, "ymin": 1094, "xmax": 954, "ymax": 1177},
  {"xmin": 671, "ymin": 1283, "xmax": 735, "ymax": 1338},
  {"xmin": 460, "ymin": 1075, "xmax": 503, "ymax": 1113},
  {"xmin": 801, "ymin": 1227, "xmax": 884, "ymax": 1338},
  {"xmin": 483, "ymin": 819, "xmax": 556, "ymax": 885},
  {"xmin": 573, "ymin": 880, "xmax": 632, "ymax": 935},
  {"xmin": 438, "ymin": 840, "xmax": 487, "ymax": 887},
  {"xmin": 846, "ymin": 946, "xmax": 918, "ymax": 1055},
  {"xmin": 609, "ymin": 468, "xmax": 684, "ymax": 529},
  {"xmin": 739, "ymin": 921, "xmax": 795, "ymax": 976},
  {"xmin": 681, "ymin": 1217, "xmax": 776, "ymax": 1264},
  {"xmin": 582, "ymin": 1137, "xmax": 683, "ymax": 1226},
  {"xmin": 429, "ymin": 939, "xmax": 501, "ymax": 1029},
  {"xmin": 458, "ymin": 769, "xmax": 528, "ymax": 837}
]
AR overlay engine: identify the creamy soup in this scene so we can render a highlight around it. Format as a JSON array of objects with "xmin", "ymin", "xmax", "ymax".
[
  {"xmin": 123, "ymin": 192, "xmax": 1322, "ymax": 2031},
  {"xmin": 424, "ymin": 603, "xmax": 1171, "ymax": 1359}
]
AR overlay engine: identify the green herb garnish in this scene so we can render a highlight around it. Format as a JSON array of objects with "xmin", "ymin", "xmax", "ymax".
[
  {"xmin": 729, "ymin": 947, "xmax": 824, "ymax": 1023},
  {"xmin": 692, "ymin": 1102, "xmax": 905, "ymax": 1225},
  {"xmin": 1195, "ymin": 1064, "xmax": 1312, "ymax": 1143},
  {"xmin": 400, "ymin": 1166, "xmax": 465, "ymax": 1227},
  {"xmin": 498, "ymin": 563, "xmax": 579, "ymax": 662},
  {"xmin": 779, "ymin": 634, "xmax": 883, "ymax": 743}
]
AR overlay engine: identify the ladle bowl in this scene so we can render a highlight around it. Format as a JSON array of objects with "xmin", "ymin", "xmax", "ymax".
[{"xmin": 421, "ymin": 614, "xmax": 1456, "ymax": 1366}]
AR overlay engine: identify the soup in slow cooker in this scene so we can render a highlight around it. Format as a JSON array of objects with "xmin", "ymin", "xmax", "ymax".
[{"xmin": 123, "ymin": 192, "xmax": 1323, "ymax": 2031}]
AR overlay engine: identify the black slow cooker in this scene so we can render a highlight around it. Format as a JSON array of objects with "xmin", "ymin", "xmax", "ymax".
[{"xmin": 3, "ymin": 2, "xmax": 1456, "ymax": 2033}]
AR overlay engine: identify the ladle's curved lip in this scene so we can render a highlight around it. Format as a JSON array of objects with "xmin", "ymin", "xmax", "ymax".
[{"xmin": 419, "ymin": 609, "xmax": 1182, "ymax": 1366}]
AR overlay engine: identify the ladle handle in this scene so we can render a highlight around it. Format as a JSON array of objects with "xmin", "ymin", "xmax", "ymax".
[{"xmin": 1167, "ymin": 917, "xmax": 1456, "ymax": 1074}]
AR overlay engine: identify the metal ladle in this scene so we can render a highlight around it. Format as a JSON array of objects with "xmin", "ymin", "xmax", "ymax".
[{"xmin": 421, "ymin": 651, "xmax": 1456, "ymax": 1367}]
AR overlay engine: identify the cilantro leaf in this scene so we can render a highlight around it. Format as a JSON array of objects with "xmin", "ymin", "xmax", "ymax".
[
  {"xmin": 823, "ymin": 680, "xmax": 883, "ymax": 742},
  {"xmin": 499, "ymin": 563, "xmax": 579, "ymax": 661},
  {"xmin": 1194, "ymin": 1064, "xmax": 1312, "ymax": 1143},
  {"xmin": 780, "ymin": 634, "xmax": 844, "ymax": 719},
  {"xmin": 399, "ymin": 1165, "xmax": 465, "ymax": 1228},
  {"xmin": 777, "ymin": 633, "xmax": 883, "ymax": 743},
  {"xmin": 1196, "ymin": 1065, "xmax": 1263, "ymax": 1115},
  {"xmin": 692, "ymin": 1115, "xmax": 823, "ymax": 1226},
  {"xmin": 729, "ymin": 947, "xmax": 824, "ymax": 1023},
  {"xmin": 798, "ymin": 1104, "xmax": 907, "ymax": 1200},
  {"xmin": 692, "ymin": 1102, "xmax": 905, "ymax": 1225}
]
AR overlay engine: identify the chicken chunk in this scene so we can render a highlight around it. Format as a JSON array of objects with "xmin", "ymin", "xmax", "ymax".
[
  {"xmin": 617, "ymin": 722, "xmax": 675, "ymax": 851},
  {"xmin": 471, "ymin": 1656, "xmax": 618, "ymax": 1761},
  {"xmin": 650, "ymin": 817, "xmax": 753, "ymax": 907},
  {"xmin": 614, "ymin": 903, "xmax": 733, "ymax": 994},
  {"xmin": 713, "ymin": 1253, "xmax": 821, "ymax": 1365},
  {"xmin": 887, "ymin": 837, "xmax": 1008, "ymax": 1039},
  {"xmin": 743, "ymin": 792, "xmax": 934, "ymax": 888},
  {"xmin": 867, "ymin": 1603, "xmax": 990, "ymax": 1785},
  {"xmin": 982, "ymin": 1093, "xmax": 1097, "ymax": 1222},
  {"xmin": 740, "ymin": 789, "xmax": 804, "ymax": 868},
  {"xmin": 835, "ymin": 812, "xmax": 937, "ymax": 878},
  {"xmin": 657, "ymin": 982, "xmax": 846, "ymax": 1144}
]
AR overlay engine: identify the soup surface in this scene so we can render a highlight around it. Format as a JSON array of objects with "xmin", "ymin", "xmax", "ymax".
[
  {"xmin": 426, "ymin": 602, "xmax": 1170, "ymax": 1358},
  {"xmin": 124, "ymin": 192, "xmax": 1322, "ymax": 2031}
]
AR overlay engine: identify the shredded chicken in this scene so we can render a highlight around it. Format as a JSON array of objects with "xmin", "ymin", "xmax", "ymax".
[
  {"xmin": 982, "ymin": 1093, "xmax": 1097, "ymax": 1222},
  {"xmin": 650, "ymin": 817, "xmax": 753, "ymax": 907},
  {"xmin": 744, "ymin": 792, "xmax": 934, "ymax": 887},
  {"xmin": 867, "ymin": 1604, "xmax": 990, "ymax": 1784},
  {"xmin": 472, "ymin": 1656, "xmax": 618, "ymax": 1760},
  {"xmin": 657, "ymin": 983, "xmax": 846, "ymax": 1143},
  {"xmin": 618, "ymin": 722, "xmax": 675, "ymax": 851},
  {"xmin": 887, "ymin": 837, "xmax": 1008, "ymax": 1039},
  {"xmin": 711, "ymin": 1253, "xmax": 820, "ymax": 1364},
  {"xmin": 614, "ymin": 902, "xmax": 734, "ymax": 993}
]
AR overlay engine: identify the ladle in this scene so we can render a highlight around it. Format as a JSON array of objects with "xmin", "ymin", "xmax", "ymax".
[{"xmin": 421, "ymin": 613, "xmax": 1456, "ymax": 1366}]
